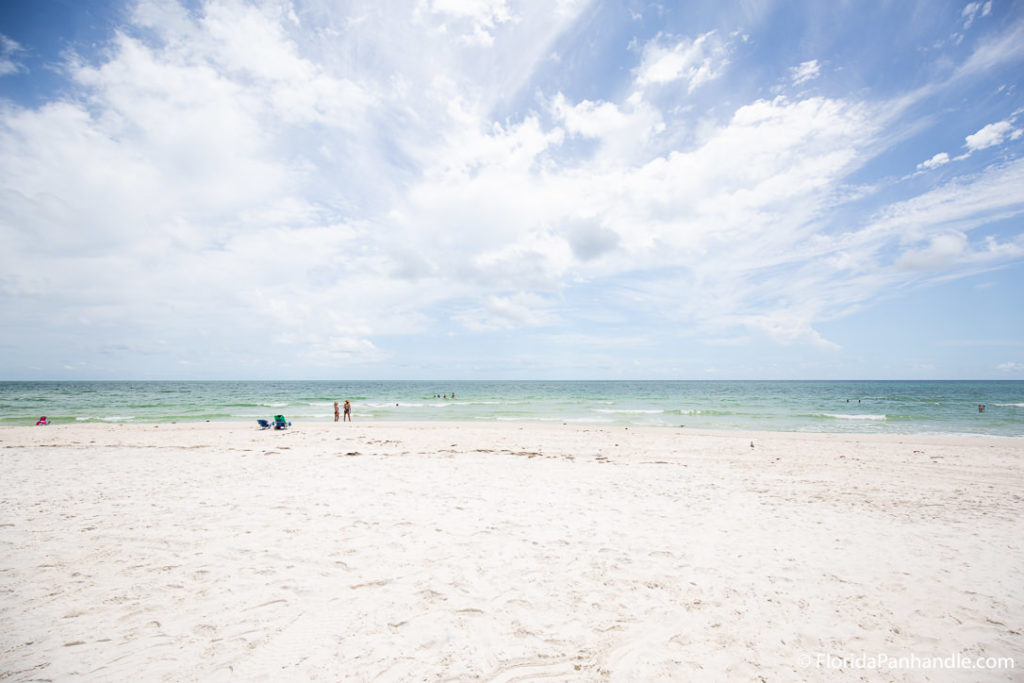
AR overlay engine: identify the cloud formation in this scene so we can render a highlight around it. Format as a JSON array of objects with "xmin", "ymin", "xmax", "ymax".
[
  {"xmin": 961, "ymin": 1, "xmax": 992, "ymax": 29},
  {"xmin": 917, "ymin": 152, "xmax": 950, "ymax": 170},
  {"xmin": 789, "ymin": 59, "xmax": 820, "ymax": 86},
  {"xmin": 634, "ymin": 31, "xmax": 729, "ymax": 92},
  {"xmin": 0, "ymin": 35, "xmax": 23, "ymax": 76},
  {"xmin": 965, "ymin": 120, "xmax": 1022, "ymax": 151},
  {"xmin": 1, "ymin": 0, "xmax": 1023, "ymax": 379}
]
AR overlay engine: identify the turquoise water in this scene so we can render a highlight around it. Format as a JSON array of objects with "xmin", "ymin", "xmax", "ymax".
[{"xmin": 2, "ymin": 380, "xmax": 1022, "ymax": 436}]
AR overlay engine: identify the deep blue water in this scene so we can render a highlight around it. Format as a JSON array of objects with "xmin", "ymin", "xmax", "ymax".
[{"xmin": 1, "ymin": 380, "xmax": 1022, "ymax": 436}]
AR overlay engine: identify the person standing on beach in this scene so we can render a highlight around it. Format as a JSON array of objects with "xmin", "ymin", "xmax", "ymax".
[
  {"xmin": 334, "ymin": 401, "xmax": 340, "ymax": 422},
  {"xmin": 344, "ymin": 400, "xmax": 352, "ymax": 422}
]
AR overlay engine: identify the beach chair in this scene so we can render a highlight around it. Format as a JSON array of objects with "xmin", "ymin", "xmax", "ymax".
[
  {"xmin": 273, "ymin": 415, "xmax": 291, "ymax": 429},
  {"xmin": 257, "ymin": 419, "xmax": 271, "ymax": 429}
]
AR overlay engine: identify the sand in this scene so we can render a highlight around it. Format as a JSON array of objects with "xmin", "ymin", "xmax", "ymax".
[{"xmin": 1, "ymin": 421, "xmax": 1022, "ymax": 681}]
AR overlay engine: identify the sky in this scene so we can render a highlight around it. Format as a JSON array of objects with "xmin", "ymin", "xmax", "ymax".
[{"xmin": 0, "ymin": 0, "xmax": 1023, "ymax": 380}]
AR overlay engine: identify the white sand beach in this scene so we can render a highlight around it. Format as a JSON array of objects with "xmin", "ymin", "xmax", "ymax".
[{"xmin": 1, "ymin": 422, "xmax": 1022, "ymax": 681}]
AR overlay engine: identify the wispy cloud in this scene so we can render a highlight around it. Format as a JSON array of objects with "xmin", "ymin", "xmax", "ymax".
[
  {"xmin": 961, "ymin": 1, "xmax": 992, "ymax": 30},
  {"xmin": 423, "ymin": 0, "xmax": 514, "ymax": 46},
  {"xmin": 634, "ymin": 31, "xmax": 730, "ymax": 92},
  {"xmin": 0, "ymin": 34, "xmax": 24, "ymax": 76},
  {"xmin": 789, "ymin": 59, "xmax": 820, "ymax": 86},
  {"xmin": 916, "ymin": 116, "xmax": 1022, "ymax": 171},
  {"xmin": 952, "ymin": 15, "xmax": 1024, "ymax": 80}
]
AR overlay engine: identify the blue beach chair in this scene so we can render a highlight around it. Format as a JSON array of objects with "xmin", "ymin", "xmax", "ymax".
[
  {"xmin": 273, "ymin": 415, "xmax": 291, "ymax": 429},
  {"xmin": 257, "ymin": 419, "xmax": 271, "ymax": 429}
]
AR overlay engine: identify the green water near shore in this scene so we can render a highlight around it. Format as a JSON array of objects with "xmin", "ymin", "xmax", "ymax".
[{"xmin": 2, "ymin": 380, "xmax": 1022, "ymax": 436}]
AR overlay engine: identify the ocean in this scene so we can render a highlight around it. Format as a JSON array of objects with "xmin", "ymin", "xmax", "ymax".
[{"xmin": 2, "ymin": 380, "xmax": 1023, "ymax": 436}]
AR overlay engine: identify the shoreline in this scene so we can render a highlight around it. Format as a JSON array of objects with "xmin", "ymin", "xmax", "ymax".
[
  {"xmin": 5, "ymin": 418, "xmax": 1023, "ymax": 441},
  {"xmin": 2, "ymin": 422, "xmax": 1022, "ymax": 680}
]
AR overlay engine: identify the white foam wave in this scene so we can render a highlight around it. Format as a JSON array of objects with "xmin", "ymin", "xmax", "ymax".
[
  {"xmin": 592, "ymin": 408, "xmax": 664, "ymax": 414},
  {"xmin": 821, "ymin": 413, "xmax": 886, "ymax": 421},
  {"xmin": 493, "ymin": 415, "xmax": 616, "ymax": 424},
  {"xmin": 994, "ymin": 403, "xmax": 1024, "ymax": 408}
]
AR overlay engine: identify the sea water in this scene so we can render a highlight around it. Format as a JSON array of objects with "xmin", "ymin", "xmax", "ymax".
[{"xmin": 2, "ymin": 380, "xmax": 1023, "ymax": 436}]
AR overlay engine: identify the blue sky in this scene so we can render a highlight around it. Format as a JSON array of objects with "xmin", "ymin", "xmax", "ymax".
[{"xmin": 1, "ymin": 0, "xmax": 1022, "ymax": 380}]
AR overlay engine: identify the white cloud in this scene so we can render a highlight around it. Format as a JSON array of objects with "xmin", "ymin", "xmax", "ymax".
[
  {"xmin": 789, "ymin": 59, "xmax": 820, "ymax": 86},
  {"xmin": 961, "ymin": 1, "xmax": 992, "ymax": 29},
  {"xmin": 743, "ymin": 312, "xmax": 840, "ymax": 349},
  {"xmin": 422, "ymin": 0, "xmax": 514, "ymax": 46},
  {"xmin": 383, "ymin": 76, "xmax": 1024, "ymax": 349},
  {"xmin": 874, "ymin": 157, "xmax": 1024, "ymax": 242},
  {"xmin": 0, "ymin": 34, "xmax": 24, "ymax": 76},
  {"xmin": 917, "ymin": 152, "xmax": 950, "ymax": 170},
  {"xmin": 896, "ymin": 232, "xmax": 969, "ymax": 270},
  {"xmin": 130, "ymin": 1, "xmax": 372, "ymax": 127},
  {"xmin": 916, "ymin": 117, "xmax": 1021, "ymax": 173},
  {"xmin": 453, "ymin": 292, "xmax": 556, "ymax": 331},
  {"xmin": 843, "ymin": 159, "xmax": 1024, "ymax": 286},
  {"xmin": 953, "ymin": 18, "xmax": 1024, "ymax": 80},
  {"xmin": 388, "ymin": 92, "xmax": 882, "ymax": 347},
  {"xmin": 0, "ymin": 3, "xmax": 406, "ymax": 374},
  {"xmin": 634, "ymin": 31, "xmax": 730, "ymax": 92},
  {"xmin": 552, "ymin": 92, "xmax": 665, "ymax": 161},
  {"xmin": 964, "ymin": 120, "xmax": 1020, "ymax": 151}
]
